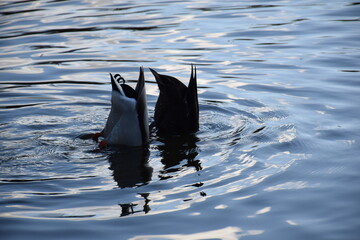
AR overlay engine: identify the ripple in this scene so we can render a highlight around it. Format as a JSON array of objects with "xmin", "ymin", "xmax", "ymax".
[{"xmin": 1, "ymin": 0, "xmax": 359, "ymax": 239}]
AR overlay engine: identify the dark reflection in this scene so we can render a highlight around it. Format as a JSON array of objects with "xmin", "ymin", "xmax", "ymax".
[
  {"xmin": 156, "ymin": 134, "xmax": 201, "ymax": 179},
  {"xmin": 0, "ymin": 102, "xmax": 44, "ymax": 109},
  {"xmin": 0, "ymin": 26, "xmax": 160, "ymax": 40},
  {"xmin": 115, "ymin": 134, "xmax": 202, "ymax": 217},
  {"xmin": 119, "ymin": 193, "xmax": 151, "ymax": 217},
  {"xmin": 0, "ymin": 8, "xmax": 43, "ymax": 16},
  {"xmin": 108, "ymin": 147, "xmax": 152, "ymax": 188}
]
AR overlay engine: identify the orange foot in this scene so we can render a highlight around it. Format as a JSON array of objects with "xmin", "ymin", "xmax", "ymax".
[{"xmin": 99, "ymin": 140, "xmax": 107, "ymax": 149}]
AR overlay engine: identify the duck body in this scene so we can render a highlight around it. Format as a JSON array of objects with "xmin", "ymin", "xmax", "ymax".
[
  {"xmin": 150, "ymin": 65, "xmax": 199, "ymax": 136},
  {"xmin": 100, "ymin": 67, "xmax": 148, "ymax": 147}
]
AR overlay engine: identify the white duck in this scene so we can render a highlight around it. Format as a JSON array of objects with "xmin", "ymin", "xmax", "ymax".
[{"xmin": 94, "ymin": 67, "xmax": 148, "ymax": 147}]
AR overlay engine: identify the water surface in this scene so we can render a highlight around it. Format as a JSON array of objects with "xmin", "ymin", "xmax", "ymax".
[{"xmin": 1, "ymin": 0, "xmax": 360, "ymax": 239}]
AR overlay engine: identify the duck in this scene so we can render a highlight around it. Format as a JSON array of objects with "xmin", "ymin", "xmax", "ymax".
[
  {"xmin": 150, "ymin": 65, "xmax": 199, "ymax": 136},
  {"xmin": 94, "ymin": 67, "xmax": 149, "ymax": 147}
]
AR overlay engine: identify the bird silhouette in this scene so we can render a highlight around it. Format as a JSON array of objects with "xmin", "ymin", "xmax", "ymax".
[{"xmin": 150, "ymin": 65, "xmax": 199, "ymax": 136}]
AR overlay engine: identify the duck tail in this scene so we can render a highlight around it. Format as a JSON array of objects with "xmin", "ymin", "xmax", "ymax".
[{"xmin": 186, "ymin": 64, "xmax": 199, "ymax": 132}]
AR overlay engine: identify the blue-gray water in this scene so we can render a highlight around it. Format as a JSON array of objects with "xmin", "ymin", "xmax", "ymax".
[{"xmin": 1, "ymin": 0, "xmax": 359, "ymax": 239}]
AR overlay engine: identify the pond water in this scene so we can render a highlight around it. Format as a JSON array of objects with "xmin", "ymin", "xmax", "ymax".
[{"xmin": 1, "ymin": 0, "xmax": 359, "ymax": 239}]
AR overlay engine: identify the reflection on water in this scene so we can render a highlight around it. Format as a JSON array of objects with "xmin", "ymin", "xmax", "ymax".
[
  {"xmin": 157, "ymin": 134, "xmax": 201, "ymax": 178},
  {"xmin": 119, "ymin": 193, "xmax": 151, "ymax": 217},
  {"xmin": 130, "ymin": 226, "xmax": 263, "ymax": 240},
  {"xmin": 1, "ymin": 0, "xmax": 360, "ymax": 239},
  {"xmin": 108, "ymin": 147, "xmax": 152, "ymax": 188},
  {"xmin": 108, "ymin": 147, "xmax": 152, "ymax": 216},
  {"xmin": 115, "ymin": 134, "xmax": 202, "ymax": 217}
]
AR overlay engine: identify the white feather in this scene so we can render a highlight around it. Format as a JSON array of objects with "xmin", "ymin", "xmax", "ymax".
[{"xmin": 102, "ymin": 89, "xmax": 142, "ymax": 146}]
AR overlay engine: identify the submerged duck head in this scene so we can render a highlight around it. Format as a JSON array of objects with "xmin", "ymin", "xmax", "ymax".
[
  {"xmin": 100, "ymin": 67, "xmax": 149, "ymax": 147},
  {"xmin": 150, "ymin": 65, "xmax": 199, "ymax": 136}
]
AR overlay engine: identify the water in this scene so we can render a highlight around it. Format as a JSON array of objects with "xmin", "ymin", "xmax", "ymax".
[{"xmin": 1, "ymin": 0, "xmax": 359, "ymax": 239}]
